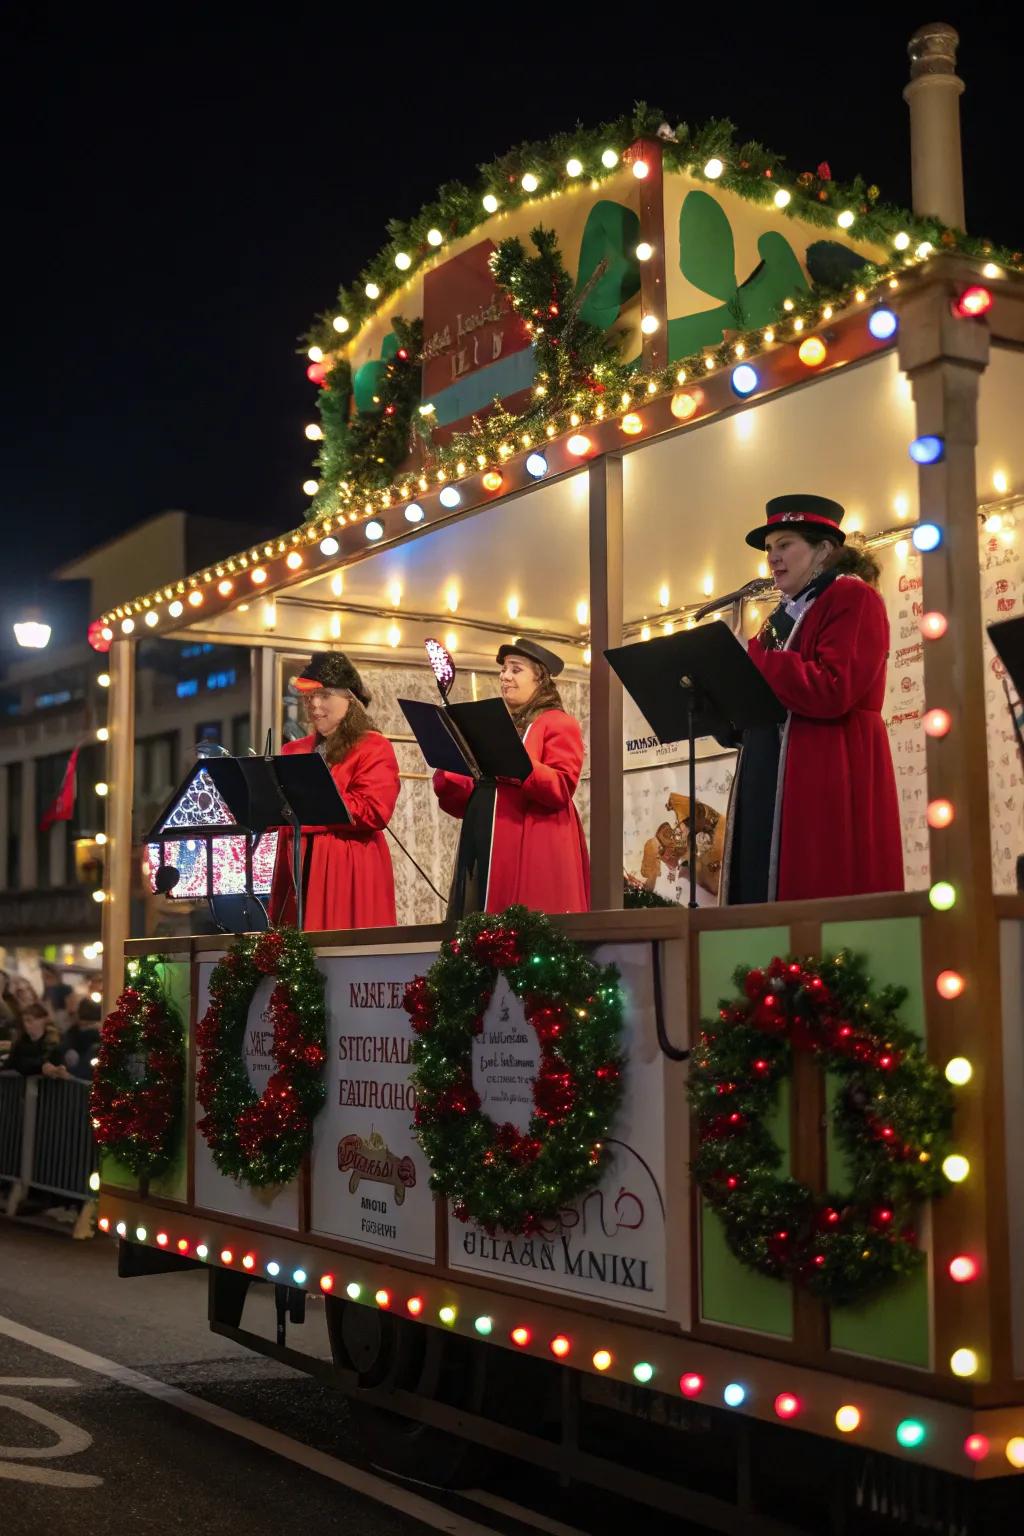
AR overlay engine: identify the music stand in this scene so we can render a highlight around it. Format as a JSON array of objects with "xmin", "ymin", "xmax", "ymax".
[
  {"xmin": 399, "ymin": 696, "xmax": 533, "ymax": 782},
  {"xmin": 606, "ymin": 621, "xmax": 785, "ymax": 908}
]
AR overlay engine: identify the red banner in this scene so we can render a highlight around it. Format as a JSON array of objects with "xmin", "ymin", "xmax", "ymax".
[{"xmin": 39, "ymin": 746, "xmax": 80, "ymax": 832}]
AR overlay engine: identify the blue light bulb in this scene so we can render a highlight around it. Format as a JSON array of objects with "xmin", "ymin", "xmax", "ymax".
[
  {"xmin": 909, "ymin": 435, "xmax": 945, "ymax": 465},
  {"xmin": 525, "ymin": 452, "xmax": 548, "ymax": 478},
  {"xmin": 731, "ymin": 365, "xmax": 759, "ymax": 397},
  {"xmin": 868, "ymin": 308, "xmax": 899, "ymax": 340},
  {"xmin": 723, "ymin": 1382, "xmax": 747, "ymax": 1407},
  {"xmin": 912, "ymin": 522, "xmax": 943, "ymax": 552}
]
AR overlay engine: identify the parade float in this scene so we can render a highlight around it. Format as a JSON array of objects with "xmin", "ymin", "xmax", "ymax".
[{"xmin": 89, "ymin": 24, "xmax": 1024, "ymax": 1532}]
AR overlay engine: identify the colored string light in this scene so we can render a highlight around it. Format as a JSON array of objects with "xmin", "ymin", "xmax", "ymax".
[
  {"xmin": 927, "ymin": 798, "xmax": 955, "ymax": 828},
  {"xmin": 942, "ymin": 1153, "xmax": 970, "ymax": 1183},
  {"xmin": 951, "ymin": 285, "xmax": 992, "ymax": 318},
  {"xmin": 835, "ymin": 1405, "xmax": 861, "ymax": 1433},
  {"xmin": 909, "ymin": 435, "xmax": 945, "ymax": 465},
  {"xmin": 896, "ymin": 1418, "xmax": 926, "ymax": 1449},
  {"xmin": 511, "ymin": 1326, "xmax": 531, "ymax": 1347},
  {"xmin": 948, "ymin": 1253, "xmax": 979, "ymax": 1282},
  {"xmin": 929, "ymin": 881, "xmax": 956, "ymax": 911},
  {"xmin": 375, "ymin": 1288, "xmax": 391, "ymax": 1308},
  {"xmin": 797, "ymin": 337, "xmax": 827, "ymax": 367},
  {"xmin": 923, "ymin": 708, "xmax": 952, "ymax": 738},
  {"xmin": 964, "ymin": 1434, "xmax": 989, "ymax": 1461},
  {"xmin": 474, "ymin": 1316, "xmax": 493, "ymax": 1336},
  {"xmin": 950, "ymin": 1348, "xmax": 979, "ymax": 1377},
  {"xmin": 633, "ymin": 1362, "xmax": 654, "ymax": 1384},
  {"xmin": 936, "ymin": 970, "xmax": 965, "ymax": 1000},
  {"xmin": 439, "ymin": 1305, "xmax": 457, "ymax": 1326},
  {"xmin": 774, "ymin": 1392, "xmax": 801, "ymax": 1419},
  {"xmin": 550, "ymin": 1335, "xmax": 571, "ymax": 1358},
  {"xmin": 919, "ymin": 611, "xmax": 948, "ymax": 640},
  {"xmin": 723, "ymin": 1382, "xmax": 746, "ymax": 1407},
  {"xmin": 868, "ymin": 307, "xmax": 899, "ymax": 339},
  {"xmin": 292, "ymin": 1269, "xmax": 307, "ymax": 1286},
  {"xmin": 406, "ymin": 1296, "xmax": 424, "ymax": 1316},
  {"xmin": 912, "ymin": 522, "xmax": 943, "ymax": 551},
  {"xmin": 592, "ymin": 1350, "xmax": 613, "ymax": 1371}
]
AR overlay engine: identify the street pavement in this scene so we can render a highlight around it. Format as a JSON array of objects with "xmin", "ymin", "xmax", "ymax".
[{"xmin": 0, "ymin": 1220, "xmax": 682, "ymax": 1536}]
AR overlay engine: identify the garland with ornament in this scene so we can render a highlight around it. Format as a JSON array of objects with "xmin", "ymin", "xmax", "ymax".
[
  {"xmin": 304, "ymin": 102, "xmax": 1021, "ymax": 350},
  {"xmin": 91, "ymin": 956, "xmax": 185, "ymax": 1180},
  {"xmin": 405, "ymin": 906, "xmax": 624, "ymax": 1235},
  {"xmin": 689, "ymin": 951, "xmax": 954, "ymax": 1306},
  {"xmin": 196, "ymin": 928, "xmax": 327, "ymax": 1188}
]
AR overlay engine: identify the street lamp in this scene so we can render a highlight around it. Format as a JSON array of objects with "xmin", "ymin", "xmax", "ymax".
[{"xmin": 13, "ymin": 616, "xmax": 51, "ymax": 648}]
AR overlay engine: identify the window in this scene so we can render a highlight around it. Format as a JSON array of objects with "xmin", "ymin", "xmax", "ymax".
[{"xmin": 231, "ymin": 713, "xmax": 251, "ymax": 757}]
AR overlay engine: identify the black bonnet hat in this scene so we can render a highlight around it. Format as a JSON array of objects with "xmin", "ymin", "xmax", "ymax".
[
  {"xmin": 495, "ymin": 638, "xmax": 565, "ymax": 676},
  {"xmin": 292, "ymin": 652, "xmax": 371, "ymax": 706}
]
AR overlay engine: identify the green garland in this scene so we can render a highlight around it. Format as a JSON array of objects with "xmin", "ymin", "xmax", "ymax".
[
  {"xmin": 623, "ymin": 876, "xmax": 680, "ymax": 909},
  {"xmin": 405, "ymin": 906, "xmax": 624, "ymax": 1234},
  {"xmin": 304, "ymin": 103, "xmax": 1021, "ymax": 351},
  {"xmin": 196, "ymin": 928, "xmax": 327, "ymax": 1188},
  {"xmin": 91, "ymin": 956, "xmax": 184, "ymax": 1179},
  {"xmin": 689, "ymin": 951, "xmax": 954, "ymax": 1306}
]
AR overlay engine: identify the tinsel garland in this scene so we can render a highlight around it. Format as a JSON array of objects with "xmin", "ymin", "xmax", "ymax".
[
  {"xmin": 406, "ymin": 906, "xmax": 624, "ymax": 1235},
  {"xmin": 304, "ymin": 103, "xmax": 1021, "ymax": 351},
  {"xmin": 196, "ymin": 928, "xmax": 327, "ymax": 1188},
  {"xmin": 90, "ymin": 956, "xmax": 184, "ymax": 1179},
  {"xmin": 689, "ymin": 952, "xmax": 954, "ymax": 1305}
]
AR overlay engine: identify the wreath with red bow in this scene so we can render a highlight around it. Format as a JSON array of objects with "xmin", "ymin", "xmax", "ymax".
[
  {"xmin": 689, "ymin": 952, "xmax": 954, "ymax": 1305},
  {"xmin": 91, "ymin": 956, "xmax": 185, "ymax": 1179},
  {"xmin": 405, "ymin": 906, "xmax": 624, "ymax": 1235},
  {"xmin": 196, "ymin": 928, "xmax": 327, "ymax": 1188}
]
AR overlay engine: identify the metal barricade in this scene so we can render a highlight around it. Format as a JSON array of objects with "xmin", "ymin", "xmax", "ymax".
[{"xmin": 0, "ymin": 1072, "xmax": 98, "ymax": 1237}]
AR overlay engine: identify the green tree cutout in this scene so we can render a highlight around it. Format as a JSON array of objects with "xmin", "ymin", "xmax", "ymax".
[
  {"xmin": 669, "ymin": 190, "xmax": 808, "ymax": 358},
  {"xmin": 575, "ymin": 200, "xmax": 641, "ymax": 329}
]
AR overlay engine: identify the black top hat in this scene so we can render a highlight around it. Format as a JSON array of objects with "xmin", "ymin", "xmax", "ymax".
[
  {"xmin": 745, "ymin": 494, "xmax": 846, "ymax": 550},
  {"xmin": 495, "ymin": 638, "xmax": 565, "ymax": 676},
  {"xmin": 292, "ymin": 652, "xmax": 371, "ymax": 706}
]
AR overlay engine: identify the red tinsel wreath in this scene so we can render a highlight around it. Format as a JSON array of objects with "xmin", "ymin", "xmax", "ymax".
[
  {"xmin": 91, "ymin": 955, "xmax": 185, "ymax": 1180},
  {"xmin": 196, "ymin": 928, "xmax": 327, "ymax": 1188}
]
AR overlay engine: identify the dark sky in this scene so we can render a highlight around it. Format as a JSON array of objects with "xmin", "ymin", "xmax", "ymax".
[{"xmin": 7, "ymin": 5, "xmax": 1020, "ymax": 595}]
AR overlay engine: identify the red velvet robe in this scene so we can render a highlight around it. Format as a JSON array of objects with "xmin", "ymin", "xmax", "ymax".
[
  {"xmin": 268, "ymin": 731, "xmax": 400, "ymax": 931},
  {"xmin": 433, "ymin": 709, "xmax": 590, "ymax": 913},
  {"xmin": 729, "ymin": 574, "xmax": 904, "ymax": 902}
]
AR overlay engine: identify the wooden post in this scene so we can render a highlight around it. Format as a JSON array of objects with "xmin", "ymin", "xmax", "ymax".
[
  {"xmin": 588, "ymin": 455, "xmax": 624, "ymax": 911},
  {"xmin": 249, "ymin": 645, "xmax": 278, "ymax": 752},
  {"xmin": 626, "ymin": 139, "xmax": 668, "ymax": 374},
  {"xmin": 101, "ymin": 639, "xmax": 136, "ymax": 1009},
  {"xmin": 898, "ymin": 276, "xmax": 1011, "ymax": 1392}
]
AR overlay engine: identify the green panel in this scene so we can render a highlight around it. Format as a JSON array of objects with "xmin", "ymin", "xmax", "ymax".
[
  {"xmin": 575, "ymin": 200, "xmax": 641, "ymax": 329},
  {"xmin": 821, "ymin": 916, "xmax": 930, "ymax": 1367},
  {"xmin": 698, "ymin": 926, "xmax": 793, "ymax": 1336}
]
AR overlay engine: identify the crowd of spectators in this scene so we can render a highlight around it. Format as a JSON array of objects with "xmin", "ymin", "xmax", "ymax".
[{"xmin": 0, "ymin": 964, "xmax": 103, "ymax": 1081}]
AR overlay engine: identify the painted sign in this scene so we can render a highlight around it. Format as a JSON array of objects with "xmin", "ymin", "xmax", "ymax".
[
  {"xmin": 471, "ymin": 976, "xmax": 541, "ymax": 1133},
  {"xmin": 309, "ymin": 948, "xmax": 437, "ymax": 1261},
  {"xmin": 449, "ymin": 943, "xmax": 668, "ymax": 1314}
]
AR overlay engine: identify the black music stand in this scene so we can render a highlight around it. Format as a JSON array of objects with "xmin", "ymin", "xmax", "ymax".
[
  {"xmin": 399, "ymin": 696, "xmax": 533, "ymax": 782},
  {"xmin": 606, "ymin": 621, "xmax": 785, "ymax": 908}
]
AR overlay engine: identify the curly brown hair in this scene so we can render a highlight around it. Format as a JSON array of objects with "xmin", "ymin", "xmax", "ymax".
[
  {"xmin": 307, "ymin": 697, "xmax": 378, "ymax": 765},
  {"xmin": 506, "ymin": 663, "xmax": 565, "ymax": 736}
]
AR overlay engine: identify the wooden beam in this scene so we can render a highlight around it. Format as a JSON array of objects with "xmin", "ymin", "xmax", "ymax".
[
  {"xmin": 588, "ymin": 455, "xmax": 624, "ymax": 910},
  {"xmin": 101, "ymin": 639, "xmax": 135, "ymax": 1009},
  {"xmin": 626, "ymin": 138, "xmax": 668, "ymax": 373}
]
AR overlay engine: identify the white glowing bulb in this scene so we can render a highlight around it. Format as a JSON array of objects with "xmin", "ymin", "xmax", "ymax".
[
  {"xmin": 121, "ymin": 618, "xmax": 134, "ymax": 634},
  {"xmin": 482, "ymin": 193, "xmax": 499, "ymax": 213},
  {"xmin": 394, "ymin": 251, "xmax": 411, "ymax": 271},
  {"xmin": 145, "ymin": 610, "xmax": 159, "ymax": 627},
  {"xmin": 445, "ymin": 631, "xmax": 458, "ymax": 651},
  {"xmin": 640, "ymin": 314, "xmax": 659, "ymax": 335},
  {"xmin": 982, "ymin": 261, "xmax": 1001, "ymax": 279},
  {"xmin": 894, "ymin": 494, "xmax": 909, "ymax": 519},
  {"xmin": 507, "ymin": 596, "xmax": 520, "ymax": 620},
  {"xmin": 305, "ymin": 423, "xmax": 323, "ymax": 441},
  {"xmin": 330, "ymin": 573, "xmax": 343, "ymax": 597},
  {"xmin": 307, "ymin": 345, "xmax": 323, "ymax": 362},
  {"xmin": 365, "ymin": 282, "xmax": 380, "ymax": 300},
  {"xmin": 837, "ymin": 210, "xmax": 855, "ymax": 229},
  {"xmin": 446, "ymin": 586, "xmax": 459, "ymax": 613},
  {"xmin": 702, "ymin": 575, "xmax": 714, "ymax": 597},
  {"xmin": 261, "ymin": 600, "xmax": 277, "ymax": 630},
  {"xmin": 387, "ymin": 624, "xmax": 401, "ymax": 648},
  {"xmin": 521, "ymin": 172, "xmax": 539, "ymax": 193},
  {"xmin": 658, "ymin": 584, "xmax": 670, "ymax": 608},
  {"xmin": 95, "ymin": 781, "xmax": 109, "ymax": 797},
  {"xmin": 773, "ymin": 189, "xmax": 791, "ymax": 209},
  {"xmin": 703, "ymin": 158, "xmax": 724, "ymax": 180},
  {"xmin": 576, "ymin": 599, "xmax": 589, "ymax": 625},
  {"xmin": 894, "ymin": 232, "xmax": 910, "ymax": 251},
  {"xmin": 566, "ymin": 157, "xmax": 583, "ymax": 177},
  {"xmin": 329, "ymin": 614, "xmax": 341, "ymax": 639},
  {"xmin": 993, "ymin": 470, "xmax": 1009, "ymax": 495},
  {"xmin": 303, "ymin": 479, "xmax": 319, "ymax": 496},
  {"xmin": 632, "ymin": 159, "xmax": 649, "ymax": 180},
  {"xmin": 388, "ymin": 581, "xmax": 402, "ymax": 607},
  {"xmin": 427, "ymin": 228, "xmax": 443, "ymax": 247},
  {"xmin": 635, "ymin": 241, "xmax": 654, "ymax": 262},
  {"xmin": 168, "ymin": 601, "xmax": 183, "ymax": 618},
  {"xmin": 332, "ymin": 315, "xmax": 350, "ymax": 333},
  {"xmin": 916, "ymin": 241, "xmax": 933, "ymax": 259},
  {"xmin": 96, "ymin": 726, "xmax": 109, "ymax": 742},
  {"xmin": 601, "ymin": 149, "xmax": 618, "ymax": 169}
]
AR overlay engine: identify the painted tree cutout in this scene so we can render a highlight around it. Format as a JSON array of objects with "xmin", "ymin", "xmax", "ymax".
[{"xmin": 574, "ymin": 200, "xmax": 642, "ymax": 330}]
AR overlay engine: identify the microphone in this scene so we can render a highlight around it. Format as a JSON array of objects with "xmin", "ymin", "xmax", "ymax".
[{"xmin": 692, "ymin": 577, "xmax": 774, "ymax": 624}]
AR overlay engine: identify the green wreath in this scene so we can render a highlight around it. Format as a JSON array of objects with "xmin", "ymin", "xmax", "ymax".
[
  {"xmin": 196, "ymin": 928, "xmax": 327, "ymax": 1188},
  {"xmin": 91, "ymin": 955, "xmax": 184, "ymax": 1179},
  {"xmin": 689, "ymin": 952, "xmax": 954, "ymax": 1305},
  {"xmin": 406, "ymin": 906, "xmax": 624, "ymax": 1234}
]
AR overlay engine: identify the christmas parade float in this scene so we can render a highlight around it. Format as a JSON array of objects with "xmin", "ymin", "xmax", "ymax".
[{"xmin": 89, "ymin": 24, "xmax": 1024, "ymax": 1532}]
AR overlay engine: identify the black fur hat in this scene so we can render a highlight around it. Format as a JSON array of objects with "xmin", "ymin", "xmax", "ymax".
[{"xmin": 292, "ymin": 652, "xmax": 371, "ymax": 706}]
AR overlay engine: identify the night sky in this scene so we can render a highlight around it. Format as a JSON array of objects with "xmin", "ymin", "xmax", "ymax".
[{"xmin": 8, "ymin": 7, "xmax": 1021, "ymax": 596}]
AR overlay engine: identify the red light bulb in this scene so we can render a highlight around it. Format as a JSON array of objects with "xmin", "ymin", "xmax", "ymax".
[
  {"xmin": 936, "ymin": 970, "xmax": 966, "ymax": 1000},
  {"xmin": 220, "ymin": 1248, "xmax": 234, "ymax": 1265},
  {"xmin": 952, "ymin": 285, "xmax": 992, "ymax": 319},
  {"xmin": 964, "ymin": 1433, "xmax": 989, "ymax": 1461},
  {"xmin": 320, "ymin": 1274, "xmax": 334, "ymax": 1292},
  {"xmin": 550, "ymin": 1335, "xmax": 571, "ymax": 1358},
  {"xmin": 774, "ymin": 1392, "xmax": 801, "ymax": 1419},
  {"xmin": 919, "ymin": 611, "xmax": 948, "ymax": 640},
  {"xmin": 679, "ymin": 1372, "xmax": 704, "ymax": 1397},
  {"xmin": 406, "ymin": 1296, "xmax": 424, "ymax": 1316},
  {"xmin": 927, "ymin": 798, "xmax": 955, "ymax": 829},
  {"xmin": 98, "ymin": 1217, "xmax": 110, "ymax": 1232},
  {"xmin": 948, "ymin": 1254, "xmax": 979, "ymax": 1283},
  {"xmin": 511, "ymin": 1326, "xmax": 531, "ymax": 1347},
  {"xmin": 923, "ymin": 708, "xmax": 952, "ymax": 738},
  {"xmin": 156, "ymin": 1232, "xmax": 168, "ymax": 1247}
]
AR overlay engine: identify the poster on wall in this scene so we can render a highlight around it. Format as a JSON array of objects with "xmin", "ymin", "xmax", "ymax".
[
  {"xmin": 310, "ymin": 948, "xmax": 439, "ymax": 1262},
  {"xmin": 448, "ymin": 943, "xmax": 669, "ymax": 1315},
  {"xmin": 981, "ymin": 526, "xmax": 1024, "ymax": 893}
]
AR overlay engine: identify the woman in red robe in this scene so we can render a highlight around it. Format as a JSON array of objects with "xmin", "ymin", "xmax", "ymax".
[
  {"xmin": 433, "ymin": 639, "xmax": 590, "ymax": 916},
  {"xmin": 268, "ymin": 653, "xmax": 400, "ymax": 931},
  {"xmin": 723, "ymin": 495, "xmax": 904, "ymax": 904}
]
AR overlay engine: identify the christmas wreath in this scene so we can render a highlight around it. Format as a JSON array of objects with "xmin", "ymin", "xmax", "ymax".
[
  {"xmin": 689, "ymin": 952, "xmax": 954, "ymax": 1305},
  {"xmin": 406, "ymin": 906, "xmax": 624, "ymax": 1235},
  {"xmin": 91, "ymin": 956, "xmax": 185, "ymax": 1179},
  {"xmin": 196, "ymin": 928, "xmax": 327, "ymax": 1188}
]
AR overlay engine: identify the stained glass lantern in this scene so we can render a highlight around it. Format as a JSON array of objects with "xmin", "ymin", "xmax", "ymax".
[{"xmin": 145, "ymin": 762, "xmax": 279, "ymax": 910}]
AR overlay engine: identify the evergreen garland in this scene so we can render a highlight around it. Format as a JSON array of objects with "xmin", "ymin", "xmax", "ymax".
[
  {"xmin": 406, "ymin": 906, "xmax": 624, "ymax": 1235},
  {"xmin": 689, "ymin": 952, "xmax": 954, "ymax": 1305},
  {"xmin": 91, "ymin": 956, "xmax": 185, "ymax": 1180}
]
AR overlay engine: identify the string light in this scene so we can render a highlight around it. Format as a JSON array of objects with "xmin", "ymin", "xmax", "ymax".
[
  {"xmin": 635, "ymin": 242, "xmax": 653, "ymax": 261},
  {"xmin": 950, "ymin": 1348, "xmax": 979, "ymax": 1378},
  {"xmin": 482, "ymin": 470, "xmax": 503, "ymax": 491},
  {"xmin": 703, "ymin": 157, "xmax": 724, "ymax": 179},
  {"xmin": 474, "ymin": 1315, "xmax": 494, "ymax": 1335},
  {"xmin": 482, "ymin": 193, "xmax": 499, "ymax": 213},
  {"xmin": 945, "ymin": 1057, "xmax": 973, "ymax": 1086},
  {"xmin": 621, "ymin": 413, "xmax": 643, "ymax": 434},
  {"xmin": 550, "ymin": 1335, "xmax": 571, "ymax": 1358},
  {"xmin": 835, "ymin": 1405, "xmax": 861, "ymax": 1433},
  {"xmin": 394, "ymin": 251, "xmax": 411, "ymax": 270},
  {"xmin": 427, "ymin": 228, "xmax": 443, "ymax": 247},
  {"xmin": 894, "ymin": 231, "xmax": 911, "ymax": 250},
  {"xmin": 910, "ymin": 435, "xmax": 945, "ymax": 464},
  {"xmin": 992, "ymin": 469, "xmax": 1009, "ymax": 494},
  {"xmin": 679, "ymin": 1373, "xmax": 704, "ymax": 1397},
  {"xmin": 332, "ymin": 315, "xmax": 349, "ymax": 333},
  {"xmin": 439, "ymin": 486, "xmax": 462, "ymax": 508},
  {"xmin": 936, "ymin": 971, "xmax": 965, "ymax": 1000},
  {"xmin": 929, "ymin": 880, "xmax": 957, "ymax": 910},
  {"xmin": 723, "ymin": 1383, "xmax": 746, "ymax": 1407},
  {"xmin": 951, "ymin": 285, "xmax": 992, "ymax": 319},
  {"xmin": 774, "ymin": 1393, "xmax": 801, "ymax": 1419},
  {"xmin": 507, "ymin": 596, "xmax": 520, "ymax": 620},
  {"xmin": 1005, "ymin": 1437, "xmax": 1024, "ymax": 1469},
  {"xmin": 304, "ymin": 423, "xmax": 323, "ymax": 441},
  {"xmin": 837, "ymin": 210, "xmax": 855, "ymax": 229},
  {"xmin": 942, "ymin": 1153, "xmax": 970, "ymax": 1183},
  {"xmin": 576, "ymin": 599, "xmax": 589, "ymax": 625},
  {"xmin": 285, "ymin": 551, "xmax": 303, "ymax": 570},
  {"xmin": 896, "ymin": 1419, "xmax": 926, "ymax": 1449},
  {"xmin": 525, "ymin": 451, "xmax": 548, "ymax": 478},
  {"xmin": 869, "ymin": 308, "xmax": 899, "ymax": 340},
  {"xmin": 511, "ymin": 1326, "xmax": 531, "ymax": 1346},
  {"xmin": 364, "ymin": 282, "xmax": 380, "ymax": 299},
  {"xmin": 600, "ymin": 149, "xmax": 618, "ymax": 168},
  {"xmin": 964, "ymin": 1434, "xmax": 989, "ymax": 1462},
  {"xmin": 521, "ymin": 172, "xmax": 539, "ymax": 192},
  {"xmin": 798, "ymin": 337, "xmax": 827, "ymax": 367},
  {"xmin": 670, "ymin": 390, "xmax": 700, "ymax": 420},
  {"xmin": 923, "ymin": 707, "xmax": 951, "ymax": 738},
  {"xmin": 567, "ymin": 433, "xmax": 593, "ymax": 456},
  {"xmin": 592, "ymin": 1349, "xmax": 613, "ymax": 1371},
  {"xmin": 948, "ymin": 1253, "xmax": 979, "ymax": 1283},
  {"xmin": 404, "ymin": 503, "xmax": 424, "ymax": 523},
  {"xmin": 920, "ymin": 612, "xmax": 948, "ymax": 640},
  {"xmin": 633, "ymin": 1362, "xmax": 654, "ymax": 1383},
  {"xmin": 773, "ymin": 188, "xmax": 791, "ymax": 208},
  {"xmin": 565, "ymin": 158, "xmax": 583, "ymax": 177},
  {"xmin": 365, "ymin": 521, "xmax": 384, "ymax": 540},
  {"xmin": 640, "ymin": 314, "xmax": 659, "ymax": 335},
  {"xmin": 731, "ymin": 364, "xmax": 759, "ymax": 396},
  {"xmin": 217, "ymin": 579, "xmax": 234, "ymax": 596},
  {"xmin": 927, "ymin": 797, "xmax": 954, "ymax": 828}
]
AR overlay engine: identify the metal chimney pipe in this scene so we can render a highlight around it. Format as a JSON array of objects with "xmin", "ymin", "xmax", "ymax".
[{"xmin": 903, "ymin": 22, "xmax": 966, "ymax": 229}]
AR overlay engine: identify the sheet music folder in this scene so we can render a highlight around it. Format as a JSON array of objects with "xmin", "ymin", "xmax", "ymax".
[
  {"xmin": 204, "ymin": 753, "xmax": 351, "ymax": 832},
  {"xmin": 399, "ymin": 696, "xmax": 533, "ymax": 781},
  {"xmin": 605, "ymin": 620, "xmax": 785, "ymax": 746},
  {"xmin": 989, "ymin": 614, "xmax": 1024, "ymax": 698}
]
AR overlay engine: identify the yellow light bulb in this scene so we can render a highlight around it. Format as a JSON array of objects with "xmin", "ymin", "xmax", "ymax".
[
  {"xmin": 444, "ymin": 631, "xmax": 457, "ymax": 651},
  {"xmin": 576, "ymin": 600, "xmax": 589, "ymax": 625},
  {"xmin": 640, "ymin": 314, "xmax": 659, "ymax": 335},
  {"xmin": 640, "ymin": 625, "xmax": 651, "ymax": 641},
  {"xmin": 774, "ymin": 188, "xmax": 791, "ymax": 209},
  {"xmin": 521, "ymin": 172, "xmax": 539, "ymax": 193},
  {"xmin": 482, "ymin": 193, "xmax": 499, "ymax": 213},
  {"xmin": 427, "ymin": 228, "xmax": 443, "ymax": 247},
  {"xmin": 943, "ymin": 1154, "xmax": 970, "ymax": 1184},
  {"xmin": 950, "ymin": 1348, "xmax": 979, "ymax": 1378},
  {"xmin": 95, "ymin": 782, "xmax": 109, "ymax": 797},
  {"xmin": 702, "ymin": 575, "xmax": 714, "ymax": 597},
  {"xmin": 307, "ymin": 345, "xmax": 323, "ymax": 362},
  {"xmin": 365, "ymin": 282, "xmax": 380, "ymax": 300},
  {"xmin": 658, "ymin": 585, "xmax": 670, "ymax": 608},
  {"xmin": 332, "ymin": 315, "xmax": 350, "ymax": 333},
  {"xmin": 506, "ymin": 596, "xmax": 520, "ymax": 620},
  {"xmin": 387, "ymin": 624, "xmax": 401, "ymax": 648},
  {"xmin": 945, "ymin": 1057, "xmax": 973, "ymax": 1086},
  {"xmin": 837, "ymin": 210, "xmax": 855, "ymax": 229},
  {"xmin": 96, "ymin": 726, "xmax": 109, "ymax": 742},
  {"xmin": 566, "ymin": 157, "xmax": 583, "ymax": 177},
  {"xmin": 446, "ymin": 586, "xmax": 459, "ymax": 613},
  {"xmin": 304, "ymin": 423, "xmax": 323, "ymax": 441},
  {"xmin": 635, "ymin": 241, "xmax": 653, "ymax": 261},
  {"xmin": 894, "ymin": 232, "xmax": 910, "ymax": 250},
  {"xmin": 394, "ymin": 251, "xmax": 411, "ymax": 270},
  {"xmin": 993, "ymin": 470, "xmax": 1009, "ymax": 495},
  {"xmin": 703, "ymin": 157, "xmax": 724, "ymax": 179}
]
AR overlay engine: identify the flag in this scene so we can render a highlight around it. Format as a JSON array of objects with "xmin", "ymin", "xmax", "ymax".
[{"xmin": 39, "ymin": 746, "xmax": 80, "ymax": 832}]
